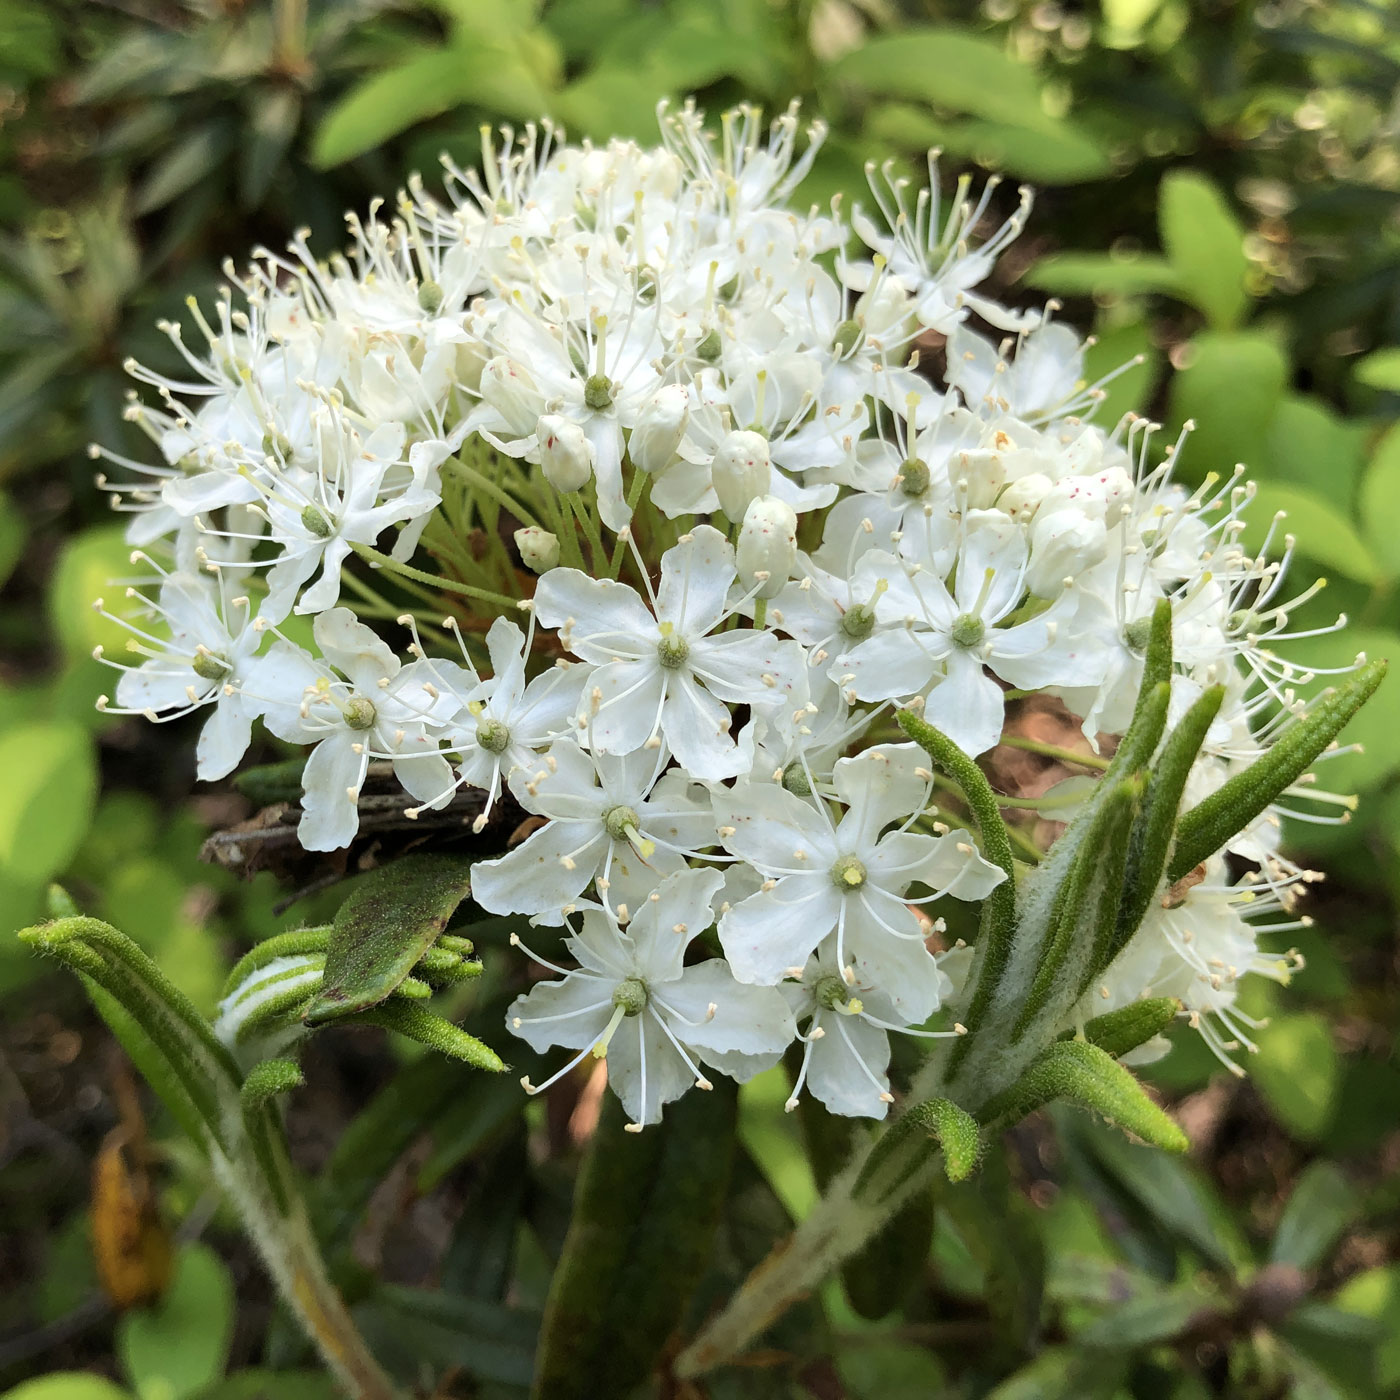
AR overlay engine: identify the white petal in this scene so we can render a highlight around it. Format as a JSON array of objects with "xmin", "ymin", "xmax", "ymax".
[
  {"xmin": 506, "ymin": 975, "xmax": 613, "ymax": 1054},
  {"xmin": 841, "ymin": 898, "xmax": 948, "ymax": 1022},
  {"xmin": 195, "ymin": 699, "xmax": 253, "ymax": 781},
  {"xmin": 606, "ymin": 1012, "xmax": 694, "ymax": 1126},
  {"xmin": 661, "ymin": 672, "xmax": 741, "ymax": 781},
  {"xmin": 663, "ymin": 962, "xmax": 795, "ymax": 1059},
  {"xmin": 533, "ymin": 570, "xmax": 654, "ymax": 663},
  {"xmin": 657, "ymin": 525, "xmax": 734, "ymax": 636},
  {"xmin": 831, "ymin": 745, "xmax": 928, "ymax": 852},
  {"xmin": 922, "ymin": 650, "xmax": 1005, "ymax": 758},
  {"xmin": 470, "ymin": 819, "xmax": 604, "ymax": 917},
  {"xmin": 298, "ymin": 731, "xmax": 367, "ymax": 852},
  {"xmin": 626, "ymin": 867, "xmax": 726, "ymax": 983},
  {"xmin": 713, "ymin": 782, "xmax": 835, "ymax": 873},
  {"xmin": 807, "ymin": 1013, "xmax": 893, "ymax": 1119},
  {"xmin": 586, "ymin": 659, "xmax": 667, "ymax": 756},
  {"xmin": 836, "ymin": 628, "xmax": 942, "ymax": 703},
  {"xmin": 717, "ymin": 879, "xmax": 839, "ymax": 985}
]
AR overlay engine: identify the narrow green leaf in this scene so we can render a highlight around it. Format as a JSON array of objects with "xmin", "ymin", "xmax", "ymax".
[
  {"xmin": 1271, "ymin": 1162, "xmax": 1360, "ymax": 1271},
  {"xmin": 534, "ymin": 1084, "xmax": 737, "ymax": 1400},
  {"xmin": 1168, "ymin": 659, "xmax": 1387, "ymax": 881},
  {"xmin": 1355, "ymin": 348, "xmax": 1400, "ymax": 392},
  {"xmin": 1360, "ymin": 423, "xmax": 1400, "ymax": 579},
  {"xmin": 240, "ymin": 1058, "xmax": 304, "ymax": 1115},
  {"xmin": 305, "ymin": 854, "xmax": 475, "ymax": 1024},
  {"xmin": 222, "ymin": 928, "xmax": 331, "ymax": 999},
  {"xmin": 1017, "ymin": 778, "xmax": 1140, "ymax": 1036},
  {"xmin": 231, "ymin": 758, "xmax": 308, "ymax": 806},
  {"xmin": 854, "ymin": 1095, "xmax": 983, "ymax": 1201},
  {"xmin": 980, "ymin": 1041, "xmax": 1187, "ymax": 1153},
  {"xmin": 1068, "ymin": 998, "xmax": 1181, "ymax": 1059},
  {"xmin": 1075, "ymin": 1278, "xmax": 1216, "ymax": 1348},
  {"xmin": 350, "ymin": 1001, "xmax": 506, "ymax": 1073},
  {"xmin": 1100, "ymin": 684, "xmax": 1225, "ymax": 980},
  {"xmin": 896, "ymin": 709, "xmax": 1016, "ymax": 1057}
]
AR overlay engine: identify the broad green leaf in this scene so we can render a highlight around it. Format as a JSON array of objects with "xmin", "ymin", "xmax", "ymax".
[
  {"xmin": 1253, "ymin": 1013, "xmax": 1339, "ymax": 1141},
  {"xmin": 1264, "ymin": 395, "xmax": 1367, "ymax": 505},
  {"xmin": 1075, "ymin": 1277, "xmax": 1216, "ymax": 1348},
  {"xmin": 838, "ymin": 1342, "xmax": 947, "ymax": 1397},
  {"xmin": 0, "ymin": 721, "xmax": 96, "ymax": 888},
  {"xmin": 1333, "ymin": 1266, "xmax": 1400, "ymax": 1389},
  {"xmin": 311, "ymin": 48, "xmax": 472, "ymax": 168},
  {"xmin": 1084, "ymin": 316, "xmax": 1161, "ymax": 427},
  {"xmin": 305, "ymin": 853, "xmax": 474, "ymax": 1023},
  {"xmin": 1168, "ymin": 331, "xmax": 1288, "ymax": 484},
  {"xmin": 117, "ymin": 1243, "xmax": 235, "ymax": 1400},
  {"xmin": 1360, "ymin": 422, "xmax": 1400, "ymax": 578},
  {"xmin": 1355, "ymin": 348, "xmax": 1400, "ymax": 392},
  {"xmin": 0, "ymin": 1380, "xmax": 131, "ymax": 1400},
  {"xmin": 1271, "ymin": 1161, "xmax": 1360, "ymax": 1270},
  {"xmin": 535, "ymin": 1084, "xmax": 738, "ymax": 1399},
  {"xmin": 984, "ymin": 1344, "xmax": 1127, "ymax": 1398},
  {"xmin": 1241, "ymin": 481, "xmax": 1379, "ymax": 585},
  {"xmin": 1025, "ymin": 252, "xmax": 1181, "ymax": 299},
  {"xmin": 830, "ymin": 28, "xmax": 1051, "ymax": 132},
  {"xmin": 50, "ymin": 523, "xmax": 138, "ymax": 660},
  {"xmin": 1159, "ymin": 171, "xmax": 1249, "ymax": 330}
]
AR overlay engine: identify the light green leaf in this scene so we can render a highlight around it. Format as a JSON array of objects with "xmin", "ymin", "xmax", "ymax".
[
  {"xmin": 1360, "ymin": 422, "xmax": 1400, "ymax": 579},
  {"xmin": 191, "ymin": 1373, "xmax": 338, "ymax": 1400},
  {"xmin": 50, "ymin": 523, "xmax": 139, "ymax": 660},
  {"xmin": 830, "ymin": 28, "xmax": 1050, "ymax": 132},
  {"xmin": 1254, "ymin": 1014, "xmax": 1339, "ymax": 1141},
  {"xmin": 1159, "ymin": 170, "xmax": 1249, "ymax": 330},
  {"xmin": 1264, "ymin": 395, "xmax": 1367, "ymax": 504},
  {"xmin": 1024, "ymin": 252, "xmax": 1182, "ymax": 299},
  {"xmin": 1355, "ymin": 348, "xmax": 1400, "ymax": 392},
  {"xmin": 839, "ymin": 1342, "xmax": 947, "ymax": 1397},
  {"xmin": 0, "ymin": 721, "xmax": 96, "ymax": 888},
  {"xmin": 311, "ymin": 48, "xmax": 473, "ymax": 168},
  {"xmin": 1271, "ymin": 1161, "xmax": 1360, "ymax": 1271},
  {"xmin": 1241, "ymin": 481, "xmax": 1379, "ymax": 584},
  {"xmin": 1, "ymin": 1379, "xmax": 131, "ymax": 1400},
  {"xmin": 117, "ymin": 1243, "xmax": 235, "ymax": 1400},
  {"xmin": 985, "ymin": 1346, "xmax": 1128, "ymax": 1399}
]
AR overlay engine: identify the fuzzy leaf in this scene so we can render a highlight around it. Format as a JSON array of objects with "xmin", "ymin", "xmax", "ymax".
[
  {"xmin": 1071, "ymin": 998, "xmax": 1181, "ymax": 1059},
  {"xmin": 979, "ymin": 1041, "xmax": 1187, "ymax": 1152},
  {"xmin": 240, "ymin": 1058, "xmax": 304, "ymax": 1115},
  {"xmin": 855, "ymin": 1096, "xmax": 983, "ymax": 1200},
  {"xmin": 350, "ymin": 1001, "xmax": 505, "ymax": 1073},
  {"xmin": 895, "ymin": 710, "xmax": 1016, "ymax": 1053},
  {"xmin": 1168, "ymin": 659, "xmax": 1387, "ymax": 881},
  {"xmin": 305, "ymin": 854, "xmax": 475, "ymax": 1024},
  {"xmin": 534, "ymin": 1084, "xmax": 737, "ymax": 1400}
]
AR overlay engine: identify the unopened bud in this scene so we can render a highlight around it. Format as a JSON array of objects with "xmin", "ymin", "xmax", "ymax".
[
  {"xmin": 712, "ymin": 429, "xmax": 771, "ymax": 522},
  {"xmin": 537, "ymin": 414, "xmax": 594, "ymax": 493},
  {"xmin": 999, "ymin": 472, "xmax": 1053, "ymax": 521},
  {"xmin": 629, "ymin": 385, "xmax": 690, "ymax": 474},
  {"xmin": 515, "ymin": 526, "xmax": 560, "ymax": 573},
  {"xmin": 737, "ymin": 494, "xmax": 798, "ymax": 599}
]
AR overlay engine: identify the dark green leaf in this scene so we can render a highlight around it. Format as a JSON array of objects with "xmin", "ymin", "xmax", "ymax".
[
  {"xmin": 305, "ymin": 853, "xmax": 475, "ymax": 1023},
  {"xmin": 534, "ymin": 1083, "xmax": 737, "ymax": 1400}
]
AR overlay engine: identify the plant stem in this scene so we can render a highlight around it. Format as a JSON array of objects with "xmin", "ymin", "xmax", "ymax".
[
  {"xmin": 447, "ymin": 457, "xmax": 543, "ymax": 531},
  {"xmin": 351, "ymin": 543, "xmax": 519, "ymax": 611},
  {"xmin": 997, "ymin": 734, "xmax": 1110, "ymax": 770}
]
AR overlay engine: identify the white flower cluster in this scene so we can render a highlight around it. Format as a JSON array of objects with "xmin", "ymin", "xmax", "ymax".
[{"xmin": 94, "ymin": 102, "xmax": 1349, "ymax": 1126}]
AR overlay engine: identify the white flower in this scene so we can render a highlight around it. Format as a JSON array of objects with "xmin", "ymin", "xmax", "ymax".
[
  {"xmin": 836, "ymin": 512, "xmax": 1092, "ymax": 757},
  {"xmin": 782, "ymin": 954, "xmax": 964, "ymax": 1119},
  {"xmin": 248, "ymin": 608, "xmax": 455, "ymax": 851},
  {"xmin": 506, "ymin": 868, "xmax": 795, "ymax": 1127},
  {"xmin": 715, "ymin": 747, "xmax": 1005, "ymax": 1020},
  {"xmin": 534, "ymin": 525, "xmax": 806, "ymax": 780},
  {"xmin": 97, "ymin": 566, "xmax": 267, "ymax": 781},
  {"xmin": 470, "ymin": 739, "xmax": 715, "ymax": 922}
]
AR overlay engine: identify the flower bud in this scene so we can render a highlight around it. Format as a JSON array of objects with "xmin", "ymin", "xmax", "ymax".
[
  {"xmin": 629, "ymin": 385, "xmax": 690, "ymax": 474},
  {"xmin": 712, "ymin": 429, "xmax": 771, "ymax": 522},
  {"xmin": 537, "ymin": 414, "xmax": 594, "ymax": 493},
  {"xmin": 999, "ymin": 472, "xmax": 1053, "ymax": 522},
  {"xmin": 479, "ymin": 356, "xmax": 543, "ymax": 436},
  {"xmin": 1026, "ymin": 508, "xmax": 1107, "ymax": 597},
  {"xmin": 514, "ymin": 526, "xmax": 560, "ymax": 573},
  {"xmin": 737, "ymin": 494, "xmax": 798, "ymax": 599}
]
